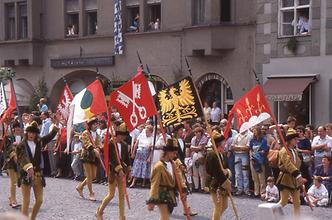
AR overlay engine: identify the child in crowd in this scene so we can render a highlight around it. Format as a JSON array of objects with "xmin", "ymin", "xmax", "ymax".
[
  {"xmin": 71, "ymin": 133, "xmax": 83, "ymax": 181},
  {"xmin": 184, "ymin": 148, "xmax": 193, "ymax": 192},
  {"xmin": 306, "ymin": 176, "xmax": 329, "ymax": 207},
  {"xmin": 264, "ymin": 176, "xmax": 279, "ymax": 202}
]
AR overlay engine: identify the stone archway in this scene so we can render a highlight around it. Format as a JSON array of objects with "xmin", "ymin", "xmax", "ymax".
[
  {"xmin": 4, "ymin": 78, "xmax": 34, "ymax": 109},
  {"xmin": 49, "ymin": 70, "xmax": 109, "ymax": 110},
  {"xmin": 196, "ymin": 73, "xmax": 234, "ymax": 114}
]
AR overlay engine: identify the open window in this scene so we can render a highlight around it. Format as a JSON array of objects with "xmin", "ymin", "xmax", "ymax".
[
  {"xmin": 147, "ymin": 0, "xmax": 161, "ymax": 31},
  {"xmin": 85, "ymin": 0, "xmax": 98, "ymax": 35},
  {"xmin": 220, "ymin": 0, "xmax": 231, "ymax": 22},
  {"xmin": 65, "ymin": 0, "xmax": 79, "ymax": 37},
  {"xmin": 279, "ymin": 0, "xmax": 311, "ymax": 37},
  {"xmin": 126, "ymin": 1, "xmax": 139, "ymax": 33}
]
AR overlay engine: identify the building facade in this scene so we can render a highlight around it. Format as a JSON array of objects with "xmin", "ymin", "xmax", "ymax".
[
  {"xmin": 256, "ymin": 0, "xmax": 332, "ymax": 126},
  {"xmin": 0, "ymin": 0, "xmax": 257, "ymax": 114}
]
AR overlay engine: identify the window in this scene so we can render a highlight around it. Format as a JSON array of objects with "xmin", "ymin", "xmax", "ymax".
[
  {"xmin": 5, "ymin": 3, "xmax": 16, "ymax": 40},
  {"xmin": 126, "ymin": 5, "xmax": 139, "ymax": 32},
  {"xmin": 18, "ymin": 2, "xmax": 28, "ymax": 39},
  {"xmin": 85, "ymin": 0, "xmax": 97, "ymax": 35},
  {"xmin": 65, "ymin": 0, "xmax": 79, "ymax": 37},
  {"xmin": 193, "ymin": 0, "xmax": 205, "ymax": 25},
  {"xmin": 220, "ymin": 0, "xmax": 231, "ymax": 22},
  {"xmin": 147, "ymin": 0, "xmax": 161, "ymax": 31},
  {"xmin": 279, "ymin": 0, "xmax": 311, "ymax": 37}
]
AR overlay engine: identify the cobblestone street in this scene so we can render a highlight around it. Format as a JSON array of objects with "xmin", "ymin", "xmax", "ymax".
[{"xmin": 0, "ymin": 176, "xmax": 331, "ymax": 220}]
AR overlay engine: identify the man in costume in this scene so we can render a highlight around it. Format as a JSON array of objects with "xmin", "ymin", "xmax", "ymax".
[
  {"xmin": 3, "ymin": 120, "xmax": 22, "ymax": 208},
  {"xmin": 16, "ymin": 121, "xmax": 58, "ymax": 220},
  {"xmin": 276, "ymin": 128, "xmax": 306, "ymax": 215},
  {"xmin": 147, "ymin": 138, "xmax": 186, "ymax": 220},
  {"xmin": 205, "ymin": 131, "xmax": 232, "ymax": 220},
  {"xmin": 76, "ymin": 117, "xmax": 102, "ymax": 201},
  {"xmin": 96, "ymin": 123, "xmax": 131, "ymax": 220}
]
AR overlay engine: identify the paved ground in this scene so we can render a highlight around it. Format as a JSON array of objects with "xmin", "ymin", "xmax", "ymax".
[{"xmin": 0, "ymin": 175, "xmax": 331, "ymax": 220}]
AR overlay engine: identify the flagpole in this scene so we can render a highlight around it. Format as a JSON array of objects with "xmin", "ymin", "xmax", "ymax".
[
  {"xmin": 138, "ymin": 59, "xmax": 192, "ymax": 220},
  {"xmin": 185, "ymin": 56, "xmax": 240, "ymax": 220}
]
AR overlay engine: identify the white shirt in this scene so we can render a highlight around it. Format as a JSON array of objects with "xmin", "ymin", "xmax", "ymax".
[
  {"xmin": 73, "ymin": 141, "xmax": 83, "ymax": 152},
  {"xmin": 165, "ymin": 161, "xmax": 174, "ymax": 178},
  {"xmin": 203, "ymin": 107, "xmax": 211, "ymax": 121},
  {"xmin": 308, "ymin": 184, "xmax": 329, "ymax": 200},
  {"xmin": 137, "ymin": 131, "xmax": 153, "ymax": 151},
  {"xmin": 178, "ymin": 138, "xmax": 185, "ymax": 152},
  {"xmin": 27, "ymin": 140, "xmax": 36, "ymax": 158},
  {"xmin": 312, "ymin": 135, "xmax": 332, "ymax": 157},
  {"xmin": 117, "ymin": 143, "xmax": 122, "ymax": 159},
  {"xmin": 210, "ymin": 107, "xmax": 221, "ymax": 123},
  {"xmin": 91, "ymin": 131, "xmax": 97, "ymax": 141},
  {"xmin": 266, "ymin": 185, "xmax": 279, "ymax": 199},
  {"xmin": 15, "ymin": 135, "xmax": 22, "ymax": 143}
]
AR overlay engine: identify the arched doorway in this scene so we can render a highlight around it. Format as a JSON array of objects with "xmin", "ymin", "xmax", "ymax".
[
  {"xmin": 49, "ymin": 70, "xmax": 109, "ymax": 110},
  {"xmin": 4, "ymin": 78, "xmax": 34, "ymax": 112},
  {"xmin": 196, "ymin": 73, "xmax": 234, "ymax": 115}
]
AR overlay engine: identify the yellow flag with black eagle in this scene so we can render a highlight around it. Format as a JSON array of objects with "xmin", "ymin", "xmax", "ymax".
[{"xmin": 157, "ymin": 76, "xmax": 203, "ymax": 127}]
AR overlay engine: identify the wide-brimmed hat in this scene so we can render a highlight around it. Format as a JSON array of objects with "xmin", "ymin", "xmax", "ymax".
[
  {"xmin": 87, "ymin": 117, "xmax": 98, "ymax": 128},
  {"xmin": 163, "ymin": 138, "xmax": 178, "ymax": 152},
  {"xmin": 116, "ymin": 123, "xmax": 129, "ymax": 136},
  {"xmin": 211, "ymin": 131, "xmax": 225, "ymax": 144},
  {"xmin": 25, "ymin": 121, "xmax": 40, "ymax": 134},
  {"xmin": 285, "ymin": 128, "xmax": 298, "ymax": 141},
  {"xmin": 73, "ymin": 132, "xmax": 80, "ymax": 138}
]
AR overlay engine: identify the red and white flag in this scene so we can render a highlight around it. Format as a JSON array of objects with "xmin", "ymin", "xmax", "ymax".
[
  {"xmin": 0, "ymin": 82, "xmax": 17, "ymax": 124},
  {"xmin": 109, "ymin": 68, "xmax": 157, "ymax": 132},
  {"xmin": 224, "ymin": 85, "xmax": 273, "ymax": 137},
  {"xmin": 56, "ymin": 84, "xmax": 73, "ymax": 123},
  {"xmin": 0, "ymin": 82, "xmax": 7, "ymax": 116}
]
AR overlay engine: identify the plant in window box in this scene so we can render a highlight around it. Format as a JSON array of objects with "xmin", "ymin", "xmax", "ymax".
[
  {"xmin": 0, "ymin": 67, "xmax": 16, "ymax": 81},
  {"xmin": 286, "ymin": 37, "xmax": 298, "ymax": 55}
]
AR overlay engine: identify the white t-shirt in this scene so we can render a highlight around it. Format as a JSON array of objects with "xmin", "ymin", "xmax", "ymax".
[
  {"xmin": 308, "ymin": 184, "xmax": 329, "ymax": 200},
  {"xmin": 266, "ymin": 185, "xmax": 279, "ymax": 199},
  {"xmin": 204, "ymin": 107, "xmax": 211, "ymax": 121},
  {"xmin": 73, "ymin": 141, "xmax": 83, "ymax": 152},
  {"xmin": 15, "ymin": 135, "xmax": 22, "ymax": 143},
  {"xmin": 210, "ymin": 107, "xmax": 221, "ymax": 123}
]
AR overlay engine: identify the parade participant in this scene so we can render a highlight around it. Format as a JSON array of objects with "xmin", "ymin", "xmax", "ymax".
[
  {"xmin": 16, "ymin": 121, "xmax": 58, "ymax": 220},
  {"xmin": 276, "ymin": 129, "xmax": 306, "ymax": 215},
  {"xmin": 205, "ymin": 131, "xmax": 231, "ymax": 220},
  {"xmin": 96, "ymin": 123, "xmax": 131, "ymax": 220},
  {"xmin": 76, "ymin": 117, "xmax": 102, "ymax": 201},
  {"xmin": 147, "ymin": 138, "xmax": 185, "ymax": 220},
  {"xmin": 3, "ymin": 121, "xmax": 22, "ymax": 208}
]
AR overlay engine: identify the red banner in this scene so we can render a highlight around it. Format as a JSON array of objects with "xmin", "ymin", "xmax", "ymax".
[
  {"xmin": 225, "ymin": 85, "xmax": 272, "ymax": 136},
  {"xmin": 56, "ymin": 84, "xmax": 73, "ymax": 123},
  {"xmin": 109, "ymin": 68, "xmax": 157, "ymax": 132}
]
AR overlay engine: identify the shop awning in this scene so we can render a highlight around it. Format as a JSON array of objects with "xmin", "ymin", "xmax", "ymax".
[{"xmin": 263, "ymin": 76, "xmax": 317, "ymax": 101}]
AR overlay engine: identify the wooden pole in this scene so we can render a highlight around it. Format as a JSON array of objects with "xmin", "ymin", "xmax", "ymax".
[{"xmin": 185, "ymin": 57, "xmax": 240, "ymax": 220}]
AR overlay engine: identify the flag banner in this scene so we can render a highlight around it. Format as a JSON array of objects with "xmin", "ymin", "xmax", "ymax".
[
  {"xmin": 0, "ymin": 82, "xmax": 7, "ymax": 116},
  {"xmin": 70, "ymin": 80, "xmax": 107, "ymax": 125},
  {"xmin": 110, "ymin": 68, "xmax": 157, "ymax": 132},
  {"xmin": 226, "ymin": 85, "xmax": 273, "ymax": 135},
  {"xmin": 157, "ymin": 76, "xmax": 203, "ymax": 127},
  {"xmin": 0, "ymin": 82, "xmax": 17, "ymax": 124},
  {"xmin": 56, "ymin": 84, "xmax": 73, "ymax": 123},
  {"xmin": 67, "ymin": 80, "xmax": 107, "ymax": 149},
  {"xmin": 114, "ymin": 0, "xmax": 124, "ymax": 55}
]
